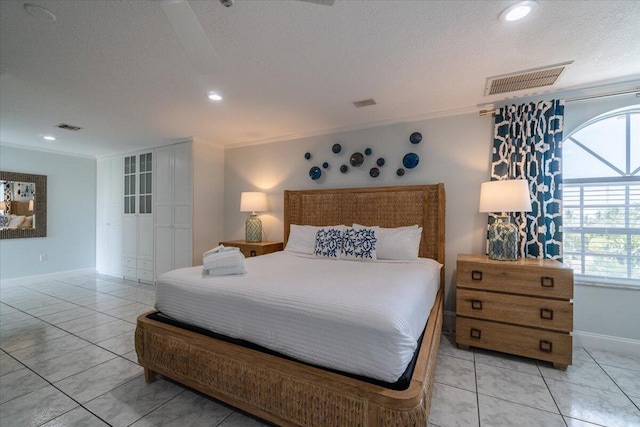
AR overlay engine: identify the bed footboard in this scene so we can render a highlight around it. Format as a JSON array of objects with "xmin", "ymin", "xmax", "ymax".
[{"xmin": 135, "ymin": 288, "xmax": 442, "ymax": 427}]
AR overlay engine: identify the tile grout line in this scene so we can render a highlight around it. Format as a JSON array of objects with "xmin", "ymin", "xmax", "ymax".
[
  {"xmin": 584, "ymin": 347, "xmax": 640, "ymax": 408},
  {"xmin": 473, "ymin": 347, "xmax": 482, "ymax": 427},
  {"xmin": 535, "ymin": 358, "xmax": 568, "ymax": 426}
]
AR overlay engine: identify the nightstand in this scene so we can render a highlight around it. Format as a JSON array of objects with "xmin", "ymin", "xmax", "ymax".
[
  {"xmin": 219, "ymin": 240, "xmax": 284, "ymax": 258},
  {"xmin": 455, "ymin": 254, "xmax": 574, "ymax": 370}
]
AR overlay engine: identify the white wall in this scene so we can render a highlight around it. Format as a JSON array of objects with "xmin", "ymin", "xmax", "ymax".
[
  {"xmin": 0, "ymin": 145, "xmax": 96, "ymax": 279},
  {"xmin": 192, "ymin": 140, "xmax": 225, "ymax": 264},
  {"xmin": 562, "ymin": 95, "xmax": 640, "ymax": 342},
  {"xmin": 224, "ymin": 114, "xmax": 493, "ymax": 317}
]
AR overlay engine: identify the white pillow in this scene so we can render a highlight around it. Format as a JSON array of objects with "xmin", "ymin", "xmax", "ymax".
[
  {"xmin": 354, "ymin": 224, "xmax": 422, "ymax": 260},
  {"xmin": 314, "ymin": 226, "xmax": 345, "ymax": 259},
  {"xmin": 8, "ymin": 215, "xmax": 25, "ymax": 228},
  {"xmin": 285, "ymin": 224, "xmax": 319, "ymax": 254},
  {"xmin": 342, "ymin": 227, "xmax": 377, "ymax": 262}
]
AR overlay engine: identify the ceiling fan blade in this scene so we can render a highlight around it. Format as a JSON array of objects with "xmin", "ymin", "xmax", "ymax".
[
  {"xmin": 297, "ymin": 0, "xmax": 335, "ymax": 5},
  {"xmin": 160, "ymin": 0, "xmax": 219, "ymax": 75}
]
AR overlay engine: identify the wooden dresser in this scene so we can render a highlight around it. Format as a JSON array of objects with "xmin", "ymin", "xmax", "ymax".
[
  {"xmin": 218, "ymin": 240, "xmax": 283, "ymax": 258},
  {"xmin": 456, "ymin": 254, "xmax": 574, "ymax": 369}
]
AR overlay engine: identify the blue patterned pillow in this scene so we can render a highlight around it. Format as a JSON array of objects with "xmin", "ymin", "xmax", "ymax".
[
  {"xmin": 342, "ymin": 227, "xmax": 377, "ymax": 261},
  {"xmin": 0, "ymin": 215, "xmax": 8, "ymax": 227},
  {"xmin": 314, "ymin": 227, "xmax": 344, "ymax": 259}
]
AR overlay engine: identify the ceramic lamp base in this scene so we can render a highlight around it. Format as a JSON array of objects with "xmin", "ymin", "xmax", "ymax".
[
  {"xmin": 245, "ymin": 213, "xmax": 262, "ymax": 242},
  {"xmin": 488, "ymin": 217, "xmax": 518, "ymax": 261}
]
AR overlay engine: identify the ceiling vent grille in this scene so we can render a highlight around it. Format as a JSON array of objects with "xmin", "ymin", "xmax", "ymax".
[
  {"xmin": 56, "ymin": 123, "xmax": 82, "ymax": 131},
  {"xmin": 484, "ymin": 62, "xmax": 573, "ymax": 96},
  {"xmin": 353, "ymin": 98, "xmax": 377, "ymax": 108}
]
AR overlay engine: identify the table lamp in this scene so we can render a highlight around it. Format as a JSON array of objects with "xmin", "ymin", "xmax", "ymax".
[
  {"xmin": 240, "ymin": 192, "xmax": 267, "ymax": 242},
  {"xmin": 479, "ymin": 179, "xmax": 532, "ymax": 260}
]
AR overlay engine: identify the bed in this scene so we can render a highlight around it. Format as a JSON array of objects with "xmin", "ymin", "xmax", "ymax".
[{"xmin": 135, "ymin": 184, "xmax": 445, "ymax": 426}]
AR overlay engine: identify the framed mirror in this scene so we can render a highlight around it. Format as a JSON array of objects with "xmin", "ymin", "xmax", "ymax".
[{"xmin": 0, "ymin": 171, "xmax": 47, "ymax": 239}]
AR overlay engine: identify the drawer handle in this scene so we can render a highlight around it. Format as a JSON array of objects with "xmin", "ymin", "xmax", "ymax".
[
  {"xmin": 470, "ymin": 328, "xmax": 482, "ymax": 339},
  {"xmin": 541, "ymin": 276, "xmax": 555, "ymax": 287},
  {"xmin": 471, "ymin": 300, "xmax": 483, "ymax": 310},
  {"xmin": 471, "ymin": 270, "xmax": 483, "ymax": 281},
  {"xmin": 250, "ymin": 250, "xmax": 257, "ymax": 257},
  {"xmin": 539, "ymin": 340, "xmax": 553, "ymax": 353},
  {"xmin": 540, "ymin": 308, "xmax": 554, "ymax": 320}
]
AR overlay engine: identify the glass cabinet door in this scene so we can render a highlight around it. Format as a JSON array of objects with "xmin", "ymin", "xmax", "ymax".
[
  {"xmin": 139, "ymin": 153, "xmax": 152, "ymax": 214},
  {"xmin": 124, "ymin": 155, "xmax": 136, "ymax": 214}
]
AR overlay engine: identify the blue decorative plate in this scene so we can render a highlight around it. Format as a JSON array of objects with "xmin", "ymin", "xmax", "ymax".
[
  {"xmin": 332, "ymin": 143, "xmax": 341, "ymax": 154},
  {"xmin": 369, "ymin": 167, "xmax": 380, "ymax": 178},
  {"xmin": 322, "ymin": 162, "xmax": 329, "ymax": 169},
  {"xmin": 304, "ymin": 152, "xmax": 311, "ymax": 160},
  {"xmin": 350, "ymin": 152, "xmax": 364, "ymax": 167},
  {"xmin": 410, "ymin": 132, "xmax": 422, "ymax": 144},
  {"xmin": 309, "ymin": 166, "xmax": 322, "ymax": 180},
  {"xmin": 340, "ymin": 164, "xmax": 349, "ymax": 173},
  {"xmin": 364, "ymin": 148, "xmax": 372, "ymax": 156},
  {"xmin": 376, "ymin": 157, "xmax": 385, "ymax": 167},
  {"xmin": 396, "ymin": 168, "xmax": 405, "ymax": 176},
  {"xmin": 403, "ymin": 153, "xmax": 419, "ymax": 169}
]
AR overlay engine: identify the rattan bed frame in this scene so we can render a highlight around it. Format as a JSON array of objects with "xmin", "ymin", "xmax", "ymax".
[{"xmin": 135, "ymin": 184, "xmax": 445, "ymax": 426}]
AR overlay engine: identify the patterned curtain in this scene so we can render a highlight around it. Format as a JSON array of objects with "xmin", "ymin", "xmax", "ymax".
[{"xmin": 489, "ymin": 99, "xmax": 564, "ymax": 260}]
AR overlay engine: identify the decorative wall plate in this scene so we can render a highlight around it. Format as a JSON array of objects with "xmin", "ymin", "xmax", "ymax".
[
  {"xmin": 309, "ymin": 166, "xmax": 322, "ymax": 180},
  {"xmin": 369, "ymin": 167, "xmax": 380, "ymax": 178},
  {"xmin": 396, "ymin": 168, "xmax": 405, "ymax": 176},
  {"xmin": 364, "ymin": 148, "xmax": 372, "ymax": 156},
  {"xmin": 376, "ymin": 158, "xmax": 385, "ymax": 167},
  {"xmin": 340, "ymin": 165, "xmax": 349, "ymax": 173},
  {"xmin": 410, "ymin": 132, "xmax": 422, "ymax": 144},
  {"xmin": 322, "ymin": 162, "xmax": 329, "ymax": 169},
  {"xmin": 332, "ymin": 144, "xmax": 342, "ymax": 154},
  {"xmin": 349, "ymin": 152, "xmax": 364, "ymax": 167},
  {"xmin": 305, "ymin": 152, "xmax": 311, "ymax": 160},
  {"xmin": 402, "ymin": 153, "xmax": 419, "ymax": 169}
]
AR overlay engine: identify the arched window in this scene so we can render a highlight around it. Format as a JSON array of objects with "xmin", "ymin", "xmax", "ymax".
[{"xmin": 563, "ymin": 105, "xmax": 639, "ymax": 286}]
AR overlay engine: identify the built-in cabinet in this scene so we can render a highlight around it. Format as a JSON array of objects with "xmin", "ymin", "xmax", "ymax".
[
  {"xmin": 96, "ymin": 139, "xmax": 224, "ymax": 283},
  {"xmin": 122, "ymin": 152, "xmax": 154, "ymax": 282},
  {"xmin": 155, "ymin": 142, "xmax": 193, "ymax": 277},
  {"xmin": 96, "ymin": 156, "xmax": 123, "ymax": 277}
]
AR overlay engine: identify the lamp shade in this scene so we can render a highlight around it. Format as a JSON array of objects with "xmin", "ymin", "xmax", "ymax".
[
  {"xmin": 240, "ymin": 192, "xmax": 267, "ymax": 213},
  {"xmin": 28, "ymin": 200, "xmax": 34, "ymax": 211},
  {"xmin": 0, "ymin": 201, "xmax": 5, "ymax": 211},
  {"xmin": 479, "ymin": 180, "xmax": 532, "ymax": 213}
]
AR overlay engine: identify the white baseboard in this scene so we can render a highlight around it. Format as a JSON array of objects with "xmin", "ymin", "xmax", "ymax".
[
  {"xmin": 573, "ymin": 331, "xmax": 640, "ymax": 356},
  {"xmin": 0, "ymin": 268, "xmax": 97, "ymax": 287}
]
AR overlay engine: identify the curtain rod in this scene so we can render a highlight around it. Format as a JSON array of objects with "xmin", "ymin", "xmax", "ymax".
[{"xmin": 478, "ymin": 88, "xmax": 640, "ymax": 116}]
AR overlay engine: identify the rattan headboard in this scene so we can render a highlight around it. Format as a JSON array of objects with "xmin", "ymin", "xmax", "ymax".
[{"xmin": 284, "ymin": 184, "xmax": 446, "ymax": 268}]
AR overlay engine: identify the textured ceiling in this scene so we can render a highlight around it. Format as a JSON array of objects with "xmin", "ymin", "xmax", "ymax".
[{"xmin": 1, "ymin": 0, "xmax": 639, "ymax": 157}]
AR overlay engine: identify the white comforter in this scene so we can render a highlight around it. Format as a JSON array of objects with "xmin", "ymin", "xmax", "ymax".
[{"xmin": 155, "ymin": 251, "xmax": 441, "ymax": 382}]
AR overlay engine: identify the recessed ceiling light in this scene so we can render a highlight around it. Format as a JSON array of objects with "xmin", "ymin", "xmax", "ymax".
[
  {"xmin": 207, "ymin": 91, "xmax": 222, "ymax": 101},
  {"xmin": 43, "ymin": 135, "xmax": 56, "ymax": 141},
  {"xmin": 24, "ymin": 3, "xmax": 57, "ymax": 22},
  {"xmin": 499, "ymin": 1, "xmax": 537, "ymax": 22}
]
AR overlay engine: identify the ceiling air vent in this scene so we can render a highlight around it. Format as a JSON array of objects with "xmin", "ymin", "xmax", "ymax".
[
  {"xmin": 56, "ymin": 123, "xmax": 83, "ymax": 131},
  {"xmin": 353, "ymin": 98, "xmax": 377, "ymax": 108},
  {"xmin": 484, "ymin": 62, "xmax": 573, "ymax": 96}
]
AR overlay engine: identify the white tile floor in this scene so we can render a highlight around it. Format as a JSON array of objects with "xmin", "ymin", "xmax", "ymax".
[{"xmin": 1, "ymin": 272, "xmax": 638, "ymax": 427}]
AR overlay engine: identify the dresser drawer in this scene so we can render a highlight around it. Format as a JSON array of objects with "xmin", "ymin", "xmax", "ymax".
[
  {"xmin": 457, "ymin": 289, "xmax": 573, "ymax": 332},
  {"xmin": 456, "ymin": 317, "xmax": 572, "ymax": 367},
  {"xmin": 457, "ymin": 259, "xmax": 573, "ymax": 299},
  {"xmin": 137, "ymin": 259, "xmax": 154, "ymax": 271},
  {"xmin": 122, "ymin": 257, "xmax": 136, "ymax": 268},
  {"xmin": 122, "ymin": 266, "xmax": 137, "ymax": 279},
  {"xmin": 137, "ymin": 269, "xmax": 154, "ymax": 283}
]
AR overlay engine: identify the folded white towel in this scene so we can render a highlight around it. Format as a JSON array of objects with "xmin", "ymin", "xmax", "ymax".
[
  {"xmin": 203, "ymin": 245, "xmax": 238, "ymax": 259},
  {"xmin": 204, "ymin": 263, "xmax": 246, "ymax": 277},
  {"xmin": 203, "ymin": 249, "xmax": 244, "ymax": 271}
]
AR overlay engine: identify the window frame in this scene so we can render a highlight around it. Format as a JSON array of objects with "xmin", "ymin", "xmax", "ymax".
[{"xmin": 562, "ymin": 106, "xmax": 639, "ymax": 288}]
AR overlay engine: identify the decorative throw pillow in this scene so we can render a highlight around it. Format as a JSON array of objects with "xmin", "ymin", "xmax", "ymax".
[
  {"xmin": 342, "ymin": 227, "xmax": 377, "ymax": 261},
  {"xmin": 314, "ymin": 227, "xmax": 344, "ymax": 259},
  {"xmin": 0, "ymin": 215, "xmax": 8, "ymax": 227},
  {"xmin": 7, "ymin": 215, "xmax": 25, "ymax": 228}
]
